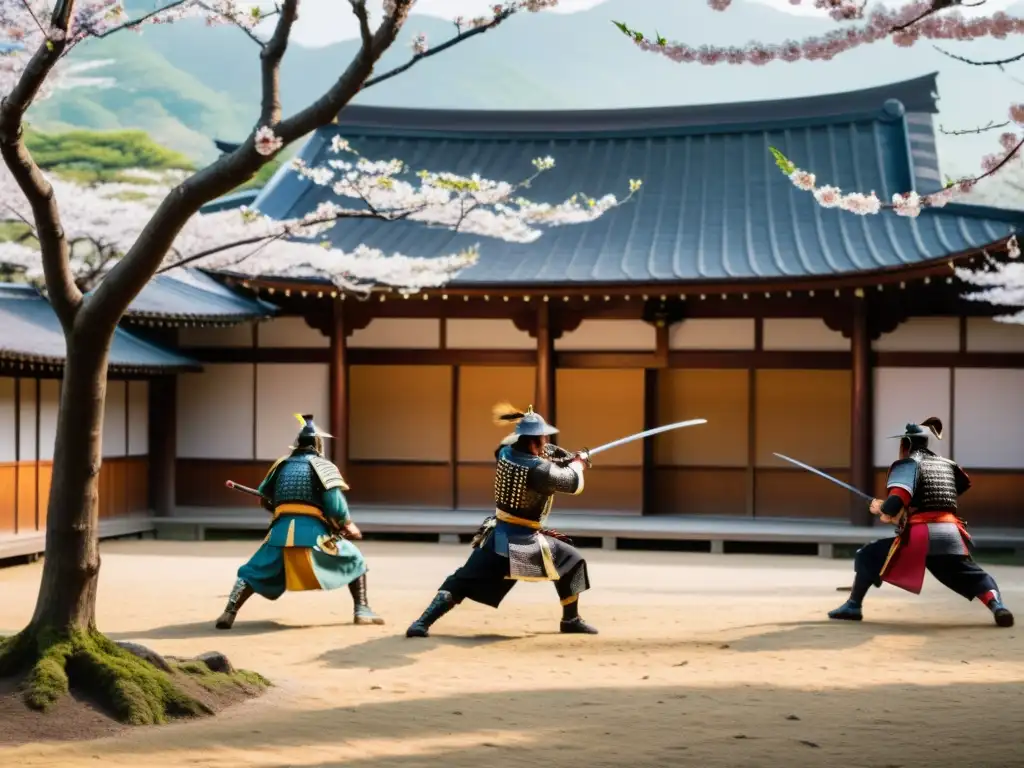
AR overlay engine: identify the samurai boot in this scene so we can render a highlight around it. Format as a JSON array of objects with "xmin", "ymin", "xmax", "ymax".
[
  {"xmin": 559, "ymin": 596, "xmax": 598, "ymax": 634},
  {"xmin": 828, "ymin": 571, "xmax": 874, "ymax": 621},
  {"xmin": 406, "ymin": 590, "xmax": 458, "ymax": 638},
  {"xmin": 979, "ymin": 589, "xmax": 1015, "ymax": 628},
  {"xmin": 349, "ymin": 573, "xmax": 385, "ymax": 625},
  {"xmin": 215, "ymin": 578, "xmax": 254, "ymax": 630}
]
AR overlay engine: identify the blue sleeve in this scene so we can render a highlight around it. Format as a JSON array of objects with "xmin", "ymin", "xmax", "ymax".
[{"xmin": 322, "ymin": 487, "xmax": 351, "ymax": 525}]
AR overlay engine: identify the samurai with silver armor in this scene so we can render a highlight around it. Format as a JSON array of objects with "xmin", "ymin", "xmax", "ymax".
[
  {"xmin": 406, "ymin": 403, "xmax": 597, "ymax": 637},
  {"xmin": 215, "ymin": 414, "xmax": 384, "ymax": 629},
  {"xmin": 830, "ymin": 417, "xmax": 1013, "ymax": 627}
]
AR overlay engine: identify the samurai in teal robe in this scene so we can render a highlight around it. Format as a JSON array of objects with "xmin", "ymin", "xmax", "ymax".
[{"xmin": 215, "ymin": 414, "xmax": 384, "ymax": 629}]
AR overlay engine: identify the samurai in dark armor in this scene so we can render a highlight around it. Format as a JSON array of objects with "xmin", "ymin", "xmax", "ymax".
[
  {"xmin": 830, "ymin": 417, "xmax": 1013, "ymax": 627},
  {"xmin": 215, "ymin": 414, "xmax": 384, "ymax": 629},
  {"xmin": 406, "ymin": 403, "xmax": 597, "ymax": 638}
]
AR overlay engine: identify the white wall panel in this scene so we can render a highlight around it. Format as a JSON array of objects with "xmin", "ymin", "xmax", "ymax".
[
  {"xmin": 128, "ymin": 380, "xmax": 150, "ymax": 456},
  {"xmin": 177, "ymin": 364, "xmax": 255, "ymax": 459},
  {"xmin": 255, "ymin": 364, "xmax": 330, "ymax": 460},
  {"xmin": 102, "ymin": 380, "xmax": 127, "ymax": 457},
  {"xmin": 873, "ymin": 317, "xmax": 959, "ymax": 352},
  {"xmin": 18, "ymin": 379, "xmax": 37, "ymax": 461},
  {"xmin": 954, "ymin": 369, "xmax": 1024, "ymax": 469},
  {"xmin": 762, "ymin": 318, "xmax": 850, "ymax": 351},
  {"xmin": 669, "ymin": 318, "xmax": 755, "ymax": 350},
  {"xmin": 555, "ymin": 320, "xmax": 655, "ymax": 351},
  {"xmin": 966, "ymin": 317, "xmax": 1024, "ymax": 352},
  {"xmin": 0, "ymin": 378, "xmax": 15, "ymax": 462},
  {"xmin": 873, "ymin": 367, "xmax": 951, "ymax": 465},
  {"xmin": 37, "ymin": 380, "xmax": 60, "ymax": 461},
  {"xmin": 178, "ymin": 323, "xmax": 254, "ymax": 348},
  {"xmin": 348, "ymin": 318, "xmax": 441, "ymax": 349},
  {"xmin": 445, "ymin": 319, "xmax": 534, "ymax": 349},
  {"xmin": 258, "ymin": 316, "xmax": 328, "ymax": 348}
]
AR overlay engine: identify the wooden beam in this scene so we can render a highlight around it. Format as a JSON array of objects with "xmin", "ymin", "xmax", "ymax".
[
  {"xmin": 148, "ymin": 376, "xmax": 177, "ymax": 517},
  {"xmin": 535, "ymin": 303, "xmax": 555, "ymax": 421},
  {"xmin": 654, "ymin": 323, "xmax": 669, "ymax": 368},
  {"xmin": 850, "ymin": 300, "xmax": 874, "ymax": 526},
  {"xmin": 329, "ymin": 301, "xmax": 349, "ymax": 474}
]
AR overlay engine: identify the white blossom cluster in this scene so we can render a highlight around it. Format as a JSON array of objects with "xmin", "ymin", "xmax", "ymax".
[{"xmin": 0, "ymin": 137, "xmax": 639, "ymax": 294}]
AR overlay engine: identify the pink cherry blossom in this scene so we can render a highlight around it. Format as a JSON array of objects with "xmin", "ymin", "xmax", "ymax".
[
  {"xmin": 789, "ymin": 169, "xmax": 816, "ymax": 191},
  {"xmin": 254, "ymin": 126, "xmax": 283, "ymax": 156},
  {"xmin": 813, "ymin": 185, "xmax": 842, "ymax": 207},
  {"xmin": 411, "ymin": 33, "xmax": 428, "ymax": 55}
]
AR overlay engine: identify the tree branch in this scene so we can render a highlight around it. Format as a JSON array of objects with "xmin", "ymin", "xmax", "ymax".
[
  {"xmin": 0, "ymin": 23, "xmax": 82, "ymax": 328},
  {"xmin": 933, "ymin": 44, "xmax": 1024, "ymax": 67},
  {"xmin": 91, "ymin": 0, "xmax": 190, "ymax": 38},
  {"xmin": 259, "ymin": 0, "xmax": 299, "ymax": 124},
  {"xmin": 363, "ymin": 9, "xmax": 513, "ymax": 90},
  {"xmin": 82, "ymin": 0, "xmax": 414, "ymax": 334},
  {"xmin": 940, "ymin": 119, "xmax": 1011, "ymax": 136}
]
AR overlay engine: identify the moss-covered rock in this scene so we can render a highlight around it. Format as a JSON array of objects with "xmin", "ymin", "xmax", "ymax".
[{"xmin": 0, "ymin": 628, "xmax": 269, "ymax": 725}]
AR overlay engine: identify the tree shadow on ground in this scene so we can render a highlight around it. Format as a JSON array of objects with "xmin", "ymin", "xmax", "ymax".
[{"xmin": 86, "ymin": 679, "xmax": 1024, "ymax": 768}]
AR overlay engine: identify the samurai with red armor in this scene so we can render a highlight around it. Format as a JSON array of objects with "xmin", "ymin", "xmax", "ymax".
[
  {"xmin": 830, "ymin": 417, "xmax": 1013, "ymax": 627},
  {"xmin": 405, "ymin": 403, "xmax": 597, "ymax": 638}
]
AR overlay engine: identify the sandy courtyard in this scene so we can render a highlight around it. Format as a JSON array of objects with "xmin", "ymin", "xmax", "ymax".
[{"xmin": 1, "ymin": 539, "xmax": 1023, "ymax": 767}]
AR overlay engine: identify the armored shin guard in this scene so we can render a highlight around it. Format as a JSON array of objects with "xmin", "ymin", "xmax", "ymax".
[
  {"xmin": 215, "ymin": 578, "xmax": 254, "ymax": 630},
  {"xmin": 980, "ymin": 589, "xmax": 1015, "ymax": 628},
  {"xmin": 406, "ymin": 590, "xmax": 458, "ymax": 638},
  {"xmin": 559, "ymin": 595, "xmax": 598, "ymax": 634},
  {"xmin": 349, "ymin": 573, "xmax": 385, "ymax": 625}
]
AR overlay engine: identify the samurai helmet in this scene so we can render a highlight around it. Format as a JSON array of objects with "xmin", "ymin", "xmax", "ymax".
[
  {"xmin": 292, "ymin": 413, "xmax": 332, "ymax": 456},
  {"xmin": 887, "ymin": 416, "xmax": 943, "ymax": 452},
  {"xmin": 492, "ymin": 402, "xmax": 558, "ymax": 446}
]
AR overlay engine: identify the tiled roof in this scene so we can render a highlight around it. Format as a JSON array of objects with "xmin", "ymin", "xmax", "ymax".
[
  {"xmin": 0, "ymin": 284, "xmax": 200, "ymax": 372},
  {"xmin": 199, "ymin": 188, "xmax": 261, "ymax": 214},
  {"xmin": 249, "ymin": 74, "xmax": 1021, "ymax": 288},
  {"xmin": 123, "ymin": 268, "xmax": 277, "ymax": 324}
]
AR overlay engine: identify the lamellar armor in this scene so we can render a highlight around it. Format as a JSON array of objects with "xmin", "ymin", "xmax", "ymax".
[
  {"xmin": 493, "ymin": 445, "xmax": 584, "ymax": 527},
  {"xmin": 265, "ymin": 452, "xmax": 348, "ymax": 510},
  {"xmin": 886, "ymin": 450, "xmax": 970, "ymax": 514}
]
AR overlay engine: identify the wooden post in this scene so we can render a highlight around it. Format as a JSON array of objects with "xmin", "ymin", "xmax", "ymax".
[
  {"xmin": 850, "ymin": 299, "xmax": 874, "ymax": 526},
  {"xmin": 148, "ymin": 376, "xmax": 176, "ymax": 517},
  {"xmin": 450, "ymin": 365, "xmax": 460, "ymax": 510},
  {"xmin": 535, "ymin": 303, "xmax": 555, "ymax": 422},
  {"xmin": 329, "ymin": 300, "xmax": 349, "ymax": 474},
  {"xmin": 642, "ymin": 368, "xmax": 659, "ymax": 516}
]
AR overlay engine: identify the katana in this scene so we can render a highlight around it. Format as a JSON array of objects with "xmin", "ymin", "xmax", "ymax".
[
  {"xmin": 771, "ymin": 453, "xmax": 874, "ymax": 501},
  {"xmin": 587, "ymin": 419, "xmax": 708, "ymax": 458},
  {"xmin": 225, "ymin": 480, "xmax": 262, "ymax": 498}
]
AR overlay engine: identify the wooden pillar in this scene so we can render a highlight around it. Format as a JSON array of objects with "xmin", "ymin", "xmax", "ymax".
[
  {"xmin": 148, "ymin": 375, "xmax": 176, "ymax": 517},
  {"xmin": 450, "ymin": 365, "xmax": 460, "ymax": 510},
  {"xmin": 642, "ymin": 368, "xmax": 659, "ymax": 516},
  {"xmin": 329, "ymin": 300, "xmax": 349, "ymax": 473},
  {"xmin": 850, "ymin": 299, "xmax": 874, "ymax": 526},
  {"xmin": 535, "ymin": 303, "xmax": 555, "ymax": 422}
]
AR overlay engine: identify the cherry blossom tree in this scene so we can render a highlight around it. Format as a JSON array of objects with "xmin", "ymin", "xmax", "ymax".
[
  {"xmin": 617, "ymin": 0, "xmax": 1024, "ymax": 315},
  {"xmin": 0, "ymin": 0, "xmax": 641, "ymax": 723}
]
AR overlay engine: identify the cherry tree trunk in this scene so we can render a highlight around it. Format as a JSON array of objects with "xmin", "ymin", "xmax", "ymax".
[{"xmin": 26, "ymin": 328, "xmax": 113, "ymax": 634}]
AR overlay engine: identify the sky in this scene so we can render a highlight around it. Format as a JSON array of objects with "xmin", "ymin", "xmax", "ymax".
[{"xmin": 288, "ymin": 0, "xmax": 1021, "ymax": 47}]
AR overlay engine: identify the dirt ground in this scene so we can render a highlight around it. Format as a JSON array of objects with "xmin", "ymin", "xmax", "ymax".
[{"xmin": 1, "ymin": 539, "xmax": 1023, "ymax": 767}]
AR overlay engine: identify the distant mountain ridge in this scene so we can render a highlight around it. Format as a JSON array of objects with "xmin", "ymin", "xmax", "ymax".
[{"xmin": 24, "ymin": 0, "xmax": 1024, "ymax": 204}]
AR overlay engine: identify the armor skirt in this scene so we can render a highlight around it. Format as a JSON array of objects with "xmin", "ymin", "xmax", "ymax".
[
  {"xmin": 881, "ymin": 515, "xmax": 970, "ymax": 594},
  {"xmin": 238, "ymin": 540, "xmax": 367, "ymax": 600},
  {"xmin": 440, "ymin": 522, "xmax": 590, "ymax": 608}
]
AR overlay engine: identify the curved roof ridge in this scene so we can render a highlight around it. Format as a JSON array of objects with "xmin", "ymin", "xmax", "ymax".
[{"xmin": 335, "ymin": 74, "xmax": 939, "ymax": 137}]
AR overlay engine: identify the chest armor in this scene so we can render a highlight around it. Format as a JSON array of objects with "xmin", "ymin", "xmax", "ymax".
[
  {"xmin": 494, "ymin": 454, "xmax": 554, "ymax": 524},
  {"xmin": 909, "ymin": 452, "xmax": 958, "ymax": 513},
  {"xmin": 272, "ymin": 456, "xmax": 323, "ymax": 510}
]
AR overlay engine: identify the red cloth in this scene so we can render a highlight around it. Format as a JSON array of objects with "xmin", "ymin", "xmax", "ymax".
[{"xmin": 880, "ymin": 512, "xmax": 970, "ymax": 594}]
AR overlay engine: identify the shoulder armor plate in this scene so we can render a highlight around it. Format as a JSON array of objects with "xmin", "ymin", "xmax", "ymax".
[
  {"xmin": 886, "ymin": 458, "xmax": 919, "ymax": 496},
  {"xmin": 309, "ymin": 456, "xmax": 349, "ymax": 491}
]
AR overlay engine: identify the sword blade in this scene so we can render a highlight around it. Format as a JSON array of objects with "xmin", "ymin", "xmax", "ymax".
[
  {"xmin": 226, "ymin": 480, "xmax": 262, "ymax": 498},
  {"xmin": 588, "ymin": 419, "xmax": 707, "ymax": 457},
  {"xmin": 771, "ymin": 453, "xmax": 874, "ymax": 501}
]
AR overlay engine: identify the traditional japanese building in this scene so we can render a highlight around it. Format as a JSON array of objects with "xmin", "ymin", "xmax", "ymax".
[{"xmin": 3, "ymin": 73, "xmax": 1024, "ymax": 553}]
